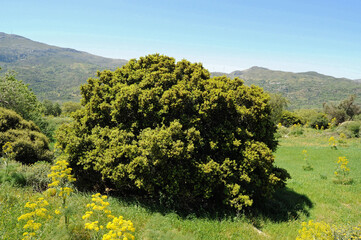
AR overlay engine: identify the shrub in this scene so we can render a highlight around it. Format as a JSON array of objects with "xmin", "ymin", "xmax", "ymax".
[
  {"xmin": 337, "ymin": 121, "xmax": 361, "ymax": 138},
  {"xmin": 56, "ymin": 54, "xmax": 289, "ymax": 210},
  {"xmin": 289, "ymin": 124, "xmax": 304, "ymax": 136},
  {"xmin": 308, "ymin": 112, "xmax": 329, "ymax": 129},
  {"xmin": 280, "ymin": 111, "xmax": 303, "ymax": 127},
  {"xmin": 0, "ymin": 107, "xmax": 52, "ymax": 164},
  {"xmin": 19, "ymin": 161, "xmax": 52, "ymax": 192}
]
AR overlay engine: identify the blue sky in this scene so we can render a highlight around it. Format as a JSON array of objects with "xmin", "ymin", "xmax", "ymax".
[{"xmin": 1, "ymin": 0, "xmax": 361, "ymax": 79}]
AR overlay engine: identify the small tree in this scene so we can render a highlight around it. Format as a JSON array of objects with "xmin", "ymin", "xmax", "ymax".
[
  {"xmin": 0, "ymin": 71, "xmax": 42, "ymax": 121},
  {"xmin": 269, "ymin": 93, "xmax": 288, "ymax": 124},
  {"xmin": 43, "ymin": 100, "xmax": 62, "ymax": 116},
  {"xmin": 56, "ymin": 54, "xmax": 289, "ymax": 210},
  {"xmin": 323, "ymin": 95, "xmax": 361, "ymax": 124},
  {"xmin": 0, "ymin": 70, "xmax": 53, "ymax": 139}
]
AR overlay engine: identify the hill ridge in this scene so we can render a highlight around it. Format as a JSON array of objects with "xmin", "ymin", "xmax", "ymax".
[
  {"xmin": 1, "ymin": 32, "xmax": 360, "ymax": 108},
  {"xmin": 0, "ymin": 32, "xmax": 127, "ymax": 101},
  {"xmin": 212, "ymin": 67, "xmax": 360, "ymax": 109}
]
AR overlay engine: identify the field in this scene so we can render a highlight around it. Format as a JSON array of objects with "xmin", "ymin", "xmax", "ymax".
[{"xmin": 0, "ymin": 128, "xmax": 360, "ymax": 239}]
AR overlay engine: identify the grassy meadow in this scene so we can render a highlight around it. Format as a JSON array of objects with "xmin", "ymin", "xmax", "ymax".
[{"xmin": 0, "ymin": 127, "xmax": 360, "ymax": 239}]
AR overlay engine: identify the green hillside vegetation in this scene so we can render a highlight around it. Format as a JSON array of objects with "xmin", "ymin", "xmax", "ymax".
[
  {"xmin": 0, "ymin": 32, "xmax": 127, "ymax": 101},
  {"xmin": 1, "ymin": 32, "xmax": 361, "ymax": 108},
  {"xmin": 212, "ymin": 67, "xmax": 361, "ymax": 109}
]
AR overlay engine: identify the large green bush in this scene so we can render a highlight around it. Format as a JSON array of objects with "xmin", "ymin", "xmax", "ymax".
[
  {"xmin": 0, "ymin": 107, "xmax": 52, "ymax": 164},
  {"xmin": 56, "ymin": 54, "xmax": 289, "ymax": 210}
]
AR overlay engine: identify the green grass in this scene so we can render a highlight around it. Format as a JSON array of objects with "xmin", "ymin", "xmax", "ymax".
[{"xmin": 0, "ymin": 129, "xmax": 360, "ymax": 239}]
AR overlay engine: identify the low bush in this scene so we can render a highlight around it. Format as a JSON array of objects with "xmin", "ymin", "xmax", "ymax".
[
  {"xmin": 0, "ymin": 107, "xmax": 52, "ymax": 164},
  {"xmin": 336, "ymin": 121, "xmax": 361, "ymax": 138},
  {"xmin": 280, "ymin": 111, "xmax": 303, "ymax": 127},
  {"xmin": 19, "ymin": 161, "xmax": 52, "ymax": 191},
  {"xmin": 308, "ymin": 112, "xmax": 329, "ymax": 129}
]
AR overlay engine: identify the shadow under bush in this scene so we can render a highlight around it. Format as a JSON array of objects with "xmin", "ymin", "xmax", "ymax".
[{"xmin": 249, "ymin": 187, "xmax": 313, "ymax": 222}]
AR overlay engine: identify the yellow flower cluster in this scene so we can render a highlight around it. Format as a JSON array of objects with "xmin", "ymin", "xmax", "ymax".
[
  {"xmin": 335, "ymin": 156, "xmax": 350, "ymax": 177},
  {"xmin": 48, "ymin": 160, "xmax": 76, "ymax": 187},
  {"xmin": 46, "ymin": 158, "xmax": 76, "ymax": 226},
  {"xmin": 296, "ymin": 220, "xmax": 333, "ymax": 240},
  {"xmin": 85, "ymin": 221, "xmax": 103, "ymax": 231},
  {"xmin": 47, "ymin": 159, "xmax": 76, "ymax": 200},
  {"xmin": 103, "ymin": 216, "xmax": 135, "ymax": 240},
  {"xmin": 328, "ymin": 136, "xmax": 337, "ymax": 149},
  {"xmin": 83, "ymin": 193, "xmax": 113, "ymax": 219},
  {"xmin": 82, "ymin": 193, "xmax": 113, "ymax": 231},
  {"xmin": 18, "ymin": 197, "xmax": 51, "ymax": 240},
  {"xmin": 83, "ymin": 193, "xmax": 135, "ymax": 239},
  {"xmin": 2, "ymin": 141, "xmax": 13, "ymax": 154},
  {"xmin": 328, "ymin": 117, "xmax": 337, "ymax": 128}
]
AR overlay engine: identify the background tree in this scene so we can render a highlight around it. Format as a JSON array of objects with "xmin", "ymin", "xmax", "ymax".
[
  {"xmin": 0, "ymin": 71, "xmax": 41, "ymax": 120},
  {"xmin": 42, "ymin": 100, "xmax": 62, "ymax": 116},
  {"xmin": 323, "ymin": 95, "xmax": 361, "ymax": 124},
  {"xmin": 61, "ymin": 101, "xmax": 82, "ymax": 116},
  {"xmin": 269, "ymin": 93, "xmax": 288, "ymax": 124},
  {"xmin": 0, "ymin": 70, "xmax": 54, "ymax": 139},
  {"xmin": 56, "ymin": 54, "xmax": 289, "ymax": 211}
]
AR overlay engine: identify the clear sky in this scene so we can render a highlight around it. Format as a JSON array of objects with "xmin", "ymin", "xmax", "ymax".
[{"xmin": 1, "ymin": 0, "xmax": 361, "ymax": 79}]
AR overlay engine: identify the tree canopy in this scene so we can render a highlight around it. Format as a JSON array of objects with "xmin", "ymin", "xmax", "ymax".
[
  {"xmin": 323, "ymin": 95, "xmax": 361, "ymax": 124},
  {"xmin": 57, "ymin": 54, "xmax": 289, "ymax": 210},
  {"xmin": 0, "ymin": 71, "xmax": 42, "ymax": 121}
]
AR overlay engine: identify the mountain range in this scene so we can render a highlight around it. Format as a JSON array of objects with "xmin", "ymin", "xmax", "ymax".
[
  {"xmin": 212, "ymin": 67, "xmax": 361, "ymax": 109},
  {"xmin": 0, "ymin": 32, "xmax": 360, "ymax": 108}
]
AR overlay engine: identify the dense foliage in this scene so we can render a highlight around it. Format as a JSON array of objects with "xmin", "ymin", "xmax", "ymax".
[
  {"xmin": 0, "ymin": 71, "xmax": 41, "ymax": 121},
  {"xmin": 42, "ymin": 100, "xmax": 62, "ymax": 116},
  {"xmin": 269, "ymin": 93, "xmax": 288, "ymax": 124},
  {"xmin": 280, "ymin": 110, "xmax": 303, "ymax": 127},
  {"xmin": 0, "ymin": 107, "xmax": 52, "ymax": 164},
  {"xmin": 323, "ymin": 95, "xmax": 361, "ymax": 124},
  {"xmin": 61, "ymin": 101, "xmax": 82, "ymax": 115},
  {"xmin": 57, "ymin": 54, "xmax": 289, "ymax": 210},
  {"xmin": 0, "ymin": 70, "xmax": 55, "ymax": 140}
]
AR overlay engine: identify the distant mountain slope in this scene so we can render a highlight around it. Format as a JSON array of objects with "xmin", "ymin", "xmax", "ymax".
[
  {"xmin": 0, "ymin": 32, "xmax": 127, "ymax": 101},
  {"xmin": 1, "ymin": 33, "xmax": 360, "ymax": 108},
  {"xmin": 212, "ymin": 67, "xmax": 361, "ymax": 109}
]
